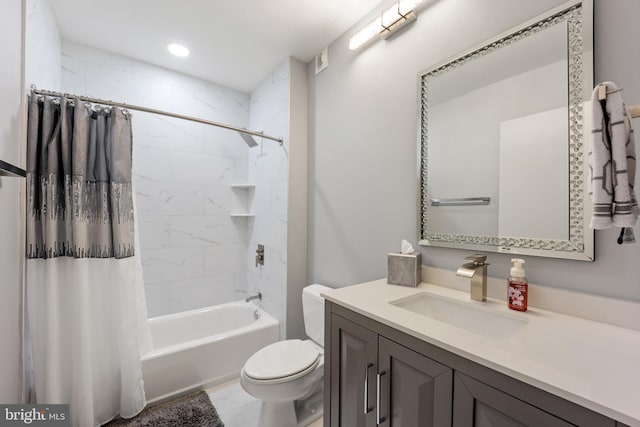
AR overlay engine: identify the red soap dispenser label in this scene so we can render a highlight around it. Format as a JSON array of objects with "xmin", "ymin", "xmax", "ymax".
[{"xmin": 508, "ymin": 282, "xmax": 528, "ymax": 312}]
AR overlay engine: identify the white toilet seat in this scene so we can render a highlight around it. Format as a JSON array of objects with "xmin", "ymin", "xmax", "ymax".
[{"xmin": 243, "ymin": 339, "xmax": 320, "ymax": 385}]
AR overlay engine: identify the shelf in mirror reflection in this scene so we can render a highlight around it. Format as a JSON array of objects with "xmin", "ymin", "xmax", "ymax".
[{"xmin": 230, "ymin": 184, "xmax": 255, "ymax": 190}]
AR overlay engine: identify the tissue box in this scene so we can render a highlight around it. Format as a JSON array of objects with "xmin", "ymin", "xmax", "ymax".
[{"xmin": 387, "ymin": 252, "xmax": 421, "ymax": 287}]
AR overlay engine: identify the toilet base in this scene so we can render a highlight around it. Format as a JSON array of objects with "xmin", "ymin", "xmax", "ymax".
[
  {"xmin": 256, "ymin": 389, "xmax": 323, "ymax": 427},
  {"xmin": 259, "ymin": 400, "xmax": 297, "ymax": 427},
  {"xmin": 294, "ymin": 389, "xmax": 323, "ymax": 426}
]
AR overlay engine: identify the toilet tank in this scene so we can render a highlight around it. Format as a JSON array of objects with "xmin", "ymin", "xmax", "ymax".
[{"xmin": 302, "ymin": 284, "xmax": 332, "ymax": 347}]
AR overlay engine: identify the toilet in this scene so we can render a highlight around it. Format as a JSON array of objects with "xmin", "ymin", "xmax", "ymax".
[{"xmin": 240, "ymin": 284, "xmax": 331, "ymax": 427}]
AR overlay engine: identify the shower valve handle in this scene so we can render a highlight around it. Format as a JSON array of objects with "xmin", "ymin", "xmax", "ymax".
[{"xmin": 255, "ymin": 244, "xmax": 265, "ymax": 267}]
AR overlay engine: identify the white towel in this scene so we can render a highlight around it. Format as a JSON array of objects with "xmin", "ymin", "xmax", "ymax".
[{"xmin": 589, "ymin": 82, "xmax": 639, "ymax": 229}]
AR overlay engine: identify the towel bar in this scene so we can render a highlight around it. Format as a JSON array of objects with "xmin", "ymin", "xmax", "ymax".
[{"xmin": 430, "ymin": 197, "xmax": 491, "ymax": 206}]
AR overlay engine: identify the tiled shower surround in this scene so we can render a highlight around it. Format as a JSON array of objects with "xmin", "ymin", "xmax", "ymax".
[
  {"xmin": 61, "ymin": 42, "xmax": 289, "ymax": 321},
  {"xmin": 247, "ymin": 61, "xmax": 290, "ymax": 338}
]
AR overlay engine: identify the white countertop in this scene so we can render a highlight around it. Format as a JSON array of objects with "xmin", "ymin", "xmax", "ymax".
[{"xmin": 323, "ymin": 279, "xmax": 640, "ymax": 427}]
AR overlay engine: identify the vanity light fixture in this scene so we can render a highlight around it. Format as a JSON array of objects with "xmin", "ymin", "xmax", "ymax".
[
  {"xmin": 168, "ymin": 43, "xmax": 190, "ymax": 57},
  {"xmin": 348, "ymin": 0, "xmax": 425, "ymax": 51}
]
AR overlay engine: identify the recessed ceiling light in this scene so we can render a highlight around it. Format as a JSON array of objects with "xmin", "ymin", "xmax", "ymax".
[{"xmin": 168, "ymin": 43, "xmax": 189, "ymax": 57}]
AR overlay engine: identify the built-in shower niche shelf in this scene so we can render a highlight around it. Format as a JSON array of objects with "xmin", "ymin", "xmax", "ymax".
[
  {"xmin": 230, "ymin": 184, "xmax": 256, "ymax": 190},
  {"xmin": 230, "ymin": 213, "xmax": 255, "ymax": 218},
  {"xmin": 230, "ymin": 184, "xmax": 255, "ymax": 218}
]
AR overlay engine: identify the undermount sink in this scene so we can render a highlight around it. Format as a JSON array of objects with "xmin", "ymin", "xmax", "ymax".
[{"xmin": 389, "ymin": 292, "xmax": 528, "ymax": 339}]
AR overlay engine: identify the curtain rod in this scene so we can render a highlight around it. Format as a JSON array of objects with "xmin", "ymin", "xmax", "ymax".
[{"xmin": 30, "ymin": 86, "xmax": 283, "ymax": 144}]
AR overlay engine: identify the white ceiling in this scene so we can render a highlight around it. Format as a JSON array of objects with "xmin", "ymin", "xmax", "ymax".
[{"xmin": 50, "ymin": 0, "xmax": 384, "ymax": 93}]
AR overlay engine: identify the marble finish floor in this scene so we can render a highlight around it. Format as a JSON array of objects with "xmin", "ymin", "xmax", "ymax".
[{"xmin": 207, "ymin": 379, "xmax": 323, "ymax": 427}]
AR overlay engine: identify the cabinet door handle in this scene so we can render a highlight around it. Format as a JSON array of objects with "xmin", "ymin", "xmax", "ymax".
[
  {"xmin": 376, "ymin": 371, "xmax": 387, "ymax": 425},
  {"xmin": 363, "ymin": 363, "xmax": 374, "ymax": 414}
]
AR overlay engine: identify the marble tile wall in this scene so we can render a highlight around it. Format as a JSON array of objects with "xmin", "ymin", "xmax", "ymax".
[
  {"xmin": 247, "ymin": 60, "xmax": 291, "ymax": 339},
  {"xmin": 61, "ymin": 42, "xmax": 252, "ymax": 317},
  {"xmin": 25, "ymin": 0, "xmax": 61, "ymax": 91}
]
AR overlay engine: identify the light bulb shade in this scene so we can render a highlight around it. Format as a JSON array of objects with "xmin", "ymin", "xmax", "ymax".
[
  {"xmin": 348, "ymin": 0, "xmax": 425, "ymax": 51},
  {"xmin": 380, "ymin": 11, "xmax": 416, "ymax": 40},
  {"xmin": 168, "ymin": 43, "xmax": 190, "ymax": 57},
  {"xmin": 349, "ymin": 21, "xmax": 381, "ymax": 50}
]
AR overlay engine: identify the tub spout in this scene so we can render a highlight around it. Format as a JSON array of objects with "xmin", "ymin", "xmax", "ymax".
[{"xmin": 245, "ymin": 292, "xmax": 262, "ymax": 303}]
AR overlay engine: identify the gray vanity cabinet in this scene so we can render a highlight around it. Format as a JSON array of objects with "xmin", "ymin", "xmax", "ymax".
[
  {"xmin": 324, "ymin": 301, "xmax": 619, "ymax": 427},
  {"xmin": 453, "ymin": 372, "xmax": 573, "ymax": 427},
  {"xmin": 329, "ymin": 313, "xmax": 378, "ymax": 427},
  {"xmin": 328, "ymin": 311, "xmax": 452, "ymax": 426},
  {"xmin": 378, "ymin": 336, "xmax": 453, "ymax": 426}
]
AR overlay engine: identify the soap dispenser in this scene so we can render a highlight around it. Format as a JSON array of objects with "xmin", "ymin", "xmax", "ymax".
[{"xmin": 508, "ymin": 259, "xmax": 528, "ymax": 312}]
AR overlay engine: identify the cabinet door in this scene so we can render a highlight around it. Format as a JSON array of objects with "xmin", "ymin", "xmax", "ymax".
[
  {"xmin": 330, "ymin": 314, "xmax": 378, "ymax": 427},
  {"xmin": 377, "ymin": 337, "xmax": 452, "ymax": 427},
  {"xmin": 454, "ymin": 372, "xmax": 575, "ymax": 427}
]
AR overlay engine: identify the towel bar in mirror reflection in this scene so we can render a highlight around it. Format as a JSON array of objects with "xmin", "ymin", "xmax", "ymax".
[{"xmin": 430, "ymin": 197, "xmax": 491, "ymax": 207}]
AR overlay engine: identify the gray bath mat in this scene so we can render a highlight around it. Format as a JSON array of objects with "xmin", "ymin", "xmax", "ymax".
[{"xmin": 104, "ymin": 390, "xmax": 224, "ymax": 427}]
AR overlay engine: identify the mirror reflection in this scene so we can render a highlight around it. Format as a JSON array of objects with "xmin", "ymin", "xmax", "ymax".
[
  {"xmin": 428, "ymin": 22, "xmax": 568, "ymax": 239},
  {"xmin": 418, "ymin": 2, "xmax": 594, "ymax": 260}
]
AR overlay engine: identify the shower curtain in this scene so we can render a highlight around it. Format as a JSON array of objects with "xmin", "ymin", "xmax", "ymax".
[{"xmin": 25, "ymin": 95, "xmax": 152, "ymax": 427}]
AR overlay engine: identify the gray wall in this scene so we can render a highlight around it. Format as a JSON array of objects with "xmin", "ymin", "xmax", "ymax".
[
  {"xmin": 307, "ymin": 0, "xmax": 640, "ymax": 302},
  {"xmin": 287, "ymin": 58, "xmax": 310, "ymax": 340},
  {"xmin": 0, "ymin": 0, "xmax": 23, "ymax": 403}
]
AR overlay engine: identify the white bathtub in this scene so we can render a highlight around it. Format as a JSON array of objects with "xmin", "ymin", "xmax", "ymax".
[{"xmin": 141, "ymin": 300, "xmax": 279, "ymax": 404}]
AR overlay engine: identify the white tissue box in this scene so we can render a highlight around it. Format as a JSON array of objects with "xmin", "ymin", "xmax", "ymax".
[{"xmin": 387, "ymin": 252, "xmax": 421, "ymax": 287}]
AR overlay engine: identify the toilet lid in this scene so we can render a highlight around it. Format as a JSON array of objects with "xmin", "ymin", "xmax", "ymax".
[{"xmin": 243, "ymin": 339, "xmax": 320, "ymax": 381}]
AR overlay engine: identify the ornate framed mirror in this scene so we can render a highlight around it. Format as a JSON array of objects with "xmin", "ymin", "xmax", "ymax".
[{"xmin": 418, "ymin": 0, "xmax": 594, "ymax": 261}]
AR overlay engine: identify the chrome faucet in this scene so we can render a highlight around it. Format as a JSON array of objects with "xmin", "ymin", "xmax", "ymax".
[
  {"xmin": 245, "ymin": 292, "xmax": 262, "ymax": 303},
  {"xmin": 456, "ymin": 254, "xmax": 488, "ymax": 302}
]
